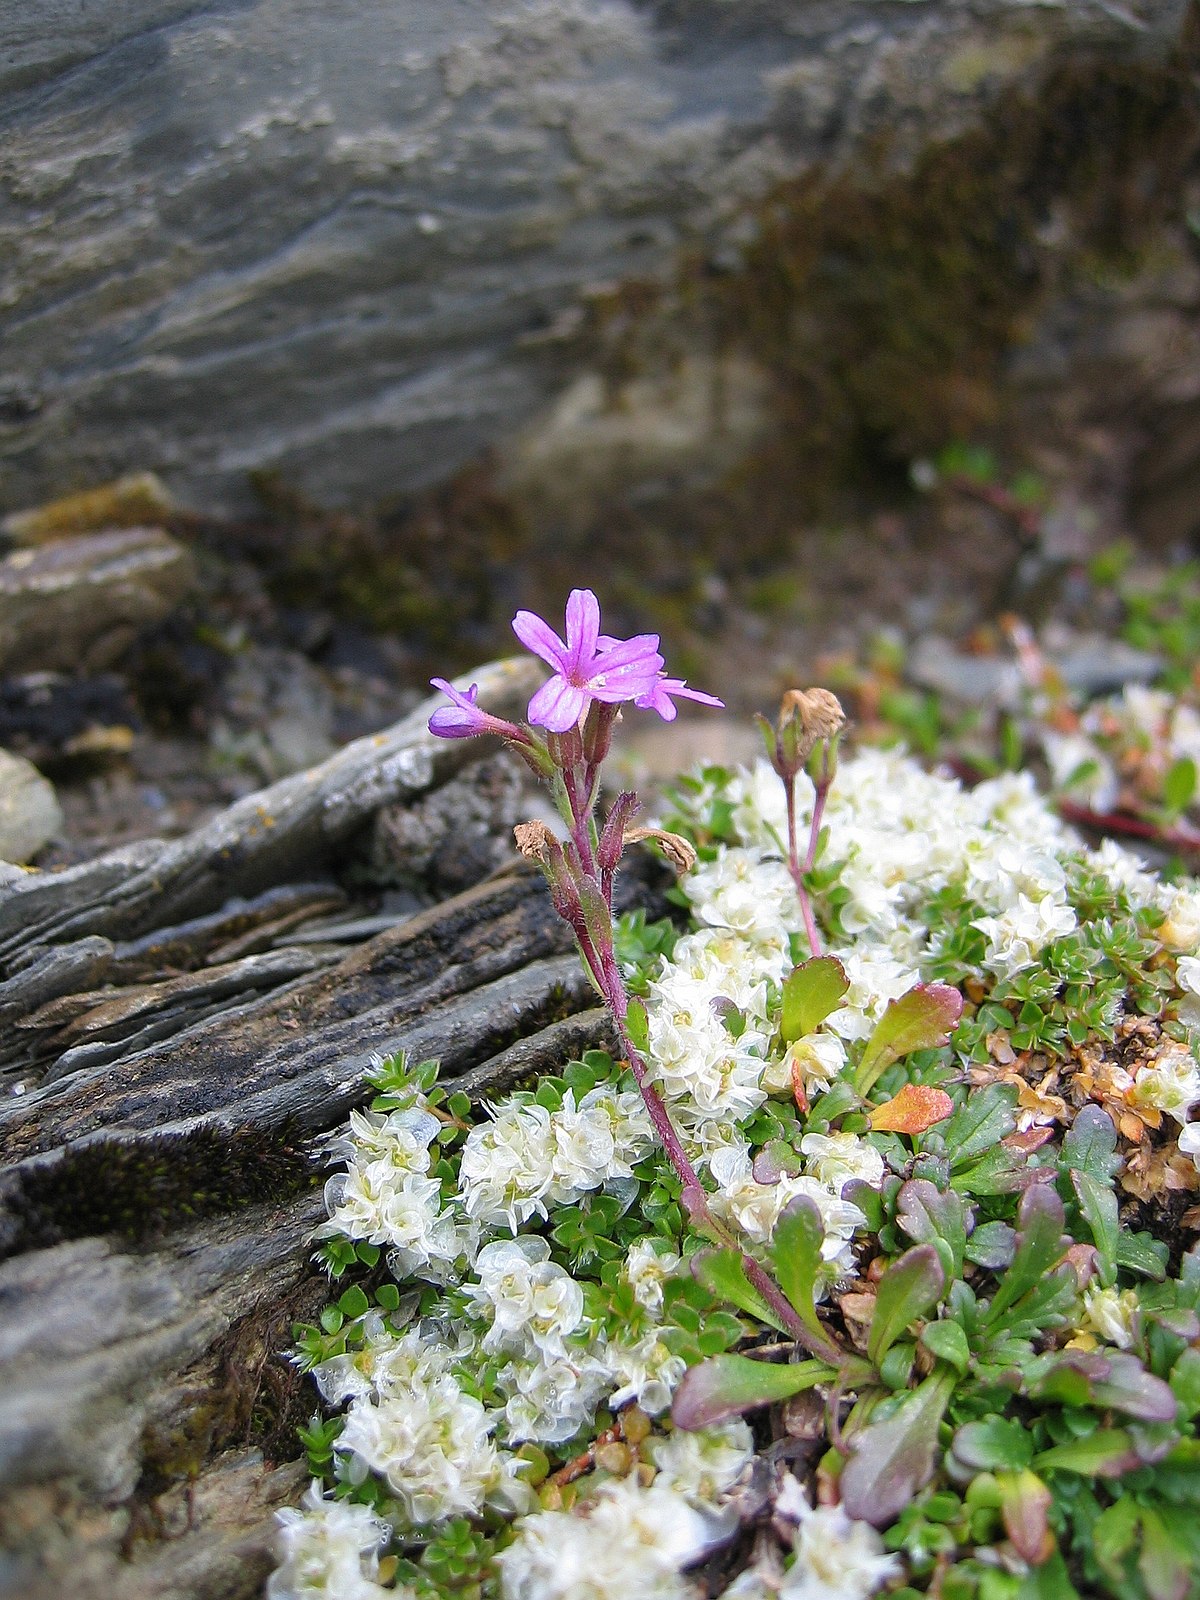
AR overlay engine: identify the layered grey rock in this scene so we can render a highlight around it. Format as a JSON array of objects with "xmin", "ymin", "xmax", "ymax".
[{"xmin": 0, "ymin": 0, "xmax": 1188, "ymax": 515}]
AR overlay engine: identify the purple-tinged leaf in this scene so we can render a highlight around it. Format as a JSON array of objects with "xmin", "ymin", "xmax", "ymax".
[
  {"xmin": 840, "ymin": 1370, "xmax": 956, "ymax": 1527},
  {"xmin": 1027, "ymin": 1351, "xmax": 1178, "ymax": 1422},
  {"xmin": 997, "ymin": 1470, "xmax": 1055, "ymax": 1566},
  {"xmin": 867, "ymin": 1245, "xmax": 946, "ymax": 1367},
  {"xmin": 1035, "ymin": 1429, "xmax": 1140, "ymax": 1478},
  {"xmin": 671, "ymin": 1353, "xmax": 834, "ymax": 1430},
  {"xmin": 1152, "ymin": 1308, "xmax": 1200, "ymax": 1342},
  {"xmin": 1090, "ymin": 1354, "xmax": 1180, "ymax": 1422},
  {"xmin": 982, "ymin": 1184, "xmax": 1066, "ymax": 1329},
  {"xmin": 753, "ymin": 1140, "xmax": 803, "ymax": 1184},
  {"xmin": 1139, "ymin": 1507, "xmax": 1193, "ymax": 1600},
  {"xmin": 896, "ymin": 1180, "xmax": 971, "ymax": 1278},
  {"xmin": 854, "ymin": 983, "xmax": 964, "ymax": 1096},
  {"xmin": 781, "ymin": 957, "xmax": 849, "ymax": 1044}
]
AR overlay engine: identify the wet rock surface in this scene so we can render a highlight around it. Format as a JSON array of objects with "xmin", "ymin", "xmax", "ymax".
[{"xmin": 0, "ymin": 658, "xmax": 645, "ymax": 1600}]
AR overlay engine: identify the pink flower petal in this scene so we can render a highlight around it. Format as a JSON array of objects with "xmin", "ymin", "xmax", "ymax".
[
  {"xmin": 528, "ymin": 675, "xmax": 588, "ymax": 732},
  {"xmin": 563, "ymin": 589, "xmax": 601, "ymax": 675},
  {"xmin": 512, "ymin": 609, "xmax": 568, "ymax": 670}
]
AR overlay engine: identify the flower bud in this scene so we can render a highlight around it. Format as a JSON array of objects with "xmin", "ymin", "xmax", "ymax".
[{"xmin": 781, "ymin": 687, "xmax": 845, "ymax": 744}]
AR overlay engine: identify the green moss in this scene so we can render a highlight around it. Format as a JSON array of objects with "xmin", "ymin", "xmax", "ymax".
[
  {"xmin": 6, "ymin": 1122, "xmax": 315, "ymax": 1254},
  {"xmin": 713, "ymin": 51, "xmax": 1199, "ymax": 500}
]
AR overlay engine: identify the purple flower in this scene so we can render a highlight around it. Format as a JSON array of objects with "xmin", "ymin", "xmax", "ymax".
[
  {"xmin": 512, "ymin": 589, "xmax": 663, "ymax": 733},
  {"xmin": 428, "ymin": 678, "xmax": 521, "ymax": 740},
  {"xmin": 635, "ymin": 674, "xmax": 725, "ymax": 723}
]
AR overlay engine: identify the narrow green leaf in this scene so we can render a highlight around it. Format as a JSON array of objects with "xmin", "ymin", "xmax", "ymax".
[
  {"xmin": 982, "ymin": 1186, "xmax": 1066, "ymax": 1329},
  {"xmin": 951, "ymin": 1417, "xmax": 1033, "ymax": 1472},
  {"xmin": 855, "ymin": 984, "xmax": 964, "ymax": 1096},
  {"xmin": 1072, "ymin": 1170, "xmax": 1119, "ymax": 1286},
  {"xmin": 693, "ymin": 1248, "xmax": 788, "ymax": 1333},
  {"xmin": 1035, "ymin": 1429, "xmax": 1138, "ymax": 1477},
  {"xmin": 1114, "ymin": 1229, "xmax": 1169, "ymax": 1281},
  {"xmin": 868, "ymin": 1244, "xmax": 946, "ymax": 1366},
  {"xmin": 671, "ymin": 1353, "xmax": 834, "ymax": 1429},
  {"xmin": 625, "ymin": 997, "xmax": 649, "ymax": 1054},
  {"xmin": 1139, "ymin": 1506, "xmax": 1192, "ymax": 1600},
  {"xmin": 781, "ymin": 956, "xmax": 850, "ymax": 1044},
  {"xmin": 770, "ymin": 1196, "xmax": 827, "ymax": 1340},
  {"xmin": 1170, "ymin": 1347, "xmax": 1200, "ymax": 1422}
]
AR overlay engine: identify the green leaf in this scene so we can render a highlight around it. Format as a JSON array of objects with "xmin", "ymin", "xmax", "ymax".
[
  {"xmin": 670, "ymin": 1353, "xmax": 834, "ymax": 1429},
  {"xmin": 1138, "ymin": 1506, "xmax": 1193, "ymax": 1600},
  {"xmin": 1165, "ymin": 755, "xmax": 1197, "ymax": 817},
  {"xmin": 1059, "ymin": 1105, "xmax": 1121, "ymax": 1181},
  {"xmin": 1170, "ymin": 1347, "xmax": 1200, "ymax": 1422},
  {"xmin": 840, "ymin": 1370, "xmax": 957, "ymax": 1527},
  {"xmin": 693, "ymin": 1249, "xmax": 788, "ymax": 1333},
  {"xmin": 771, "ymin": 1197, "xmax": 833, "ymax": 1349},
  {"xmin": 337, "ymin": 1284, "xmax": 370, "ymax": 1319},
  {"xmin": 983, "ymin": 1186, "xmax": 1066, "ymax": 1329},
  {"xmin": 625, "ymin": 998, "xmax": 650, "ymax": 1054},
  {"xmin": 921, "ymin": 1318, "xmax": 970, "ymax": 1375},
  {"xmin": 1115, "ymin": 1228, "xmax": 1169, "ymax": 1281},
  {"xmin": 855, "ymin": 984, "xmax": 964, "ymax": 1097},
  {"xmin": 952, "ymin": 1417, "xmax": 1034, "ymax": 1472},
  {"xmin": 1071, "ymin": 1171, "xmax": 1119, "ymax": 1287},
  {"xmin": 868, "ymin": 1244, "xmax": 946, "ymax": 1366},
  {"xmin": 965, "ymin": 1220, "xmax": 1015, "ymax": 1270},
  {"xmin": 1034, "ymin": 1429, "xmax": 1138, "ymax": 1477},
  {"xmin": 1092, "ymin": 1498, "xmax": 1141, "ymax": 1587},
  {"xmin": 941, "ymin": 1084, "xmax": 1018, "ymax": 1168},
  {"xmin": 895, "ymin": 1179, "xmax": 969, "ymax": 1278},
  {"xmin": 781, "ymin": 956, "xmax": 850, "ymax": 1044},
  {"xmin": 996, "ymin": 1469, "xmax": 1054, "ymax": 1567}
]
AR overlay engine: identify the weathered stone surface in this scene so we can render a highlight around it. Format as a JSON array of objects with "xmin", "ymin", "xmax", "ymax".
[
  {"xmin": 0, "ymin": 656, "xmax": 541, "ymax": 960},
  {"xmin": 0, "ymin": 655, "xmax": 658, "ymax": 1599},
  {"xmin": 0, "ymin": 748, "xmax": 61, "ymax": 863},
  {"xmin": 0, "ymin": 0, "xmax": 1188, "ymax": 515},
  {"xmin": 0, "ymin": 529, "xmax": 194, "ymax": 675}
]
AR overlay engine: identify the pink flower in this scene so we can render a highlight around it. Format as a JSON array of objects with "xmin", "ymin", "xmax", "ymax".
[
  {"xmin": 428, "ymin": 678, "xmax": 521, "ymax": 740},
  {"xmin": 635, "ymin": 675, "xmax": 724, "ymax": 723},
  {"xmin": 512, "ymin": 589, "xmax": 663, "ymax": 732}
]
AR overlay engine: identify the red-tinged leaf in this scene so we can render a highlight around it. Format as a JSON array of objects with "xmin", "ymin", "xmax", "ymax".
[
  {"xmin": 997, "ymin": 1470, "xmax": 1055, "ymax": 1566},
  {"xmin": 781, "ymin": 956, "xmax": 849, "ymax": 1044},
  {"xmin": 867, "ymin": 1244, "xmax": 946, "ymax": 1366},
  {"xmin": 854, "ymin": 983, "xmax": 964, "ymax": 1096},
  {"xmin": 839, "ymin": 1370, "xmax": 956, "ymax": 1527},
  {"xmin": 671, "ymin": 1353, "xmax": 834, "ymax": 1430},
  {"xmin": 870, "ymin": 1085, "xmax": 954, "ymax": 1135}
]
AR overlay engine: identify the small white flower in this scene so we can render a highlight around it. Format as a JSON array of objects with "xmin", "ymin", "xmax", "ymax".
[
  {"xmin": 269, "ymin": 1481, "xmax": 393, "ymax": 1599},
  {"xmin": 497, "ymin": 1474, "xmax": 722, "ymax": 1600},
  {"xmin": 498, "ymin": 1350, "xmax": 613, "ymax": 1445},
  {"xmin": 973, "ymin": 893, "xmax": 1077, "ymax": 978},
  {"xmin": 1130, "ymin": 1040, "xmax": 1200, "ymax": 1125},
  {"xmin": 1179, "ymin": 1122, "xmax": 1200, "ymax": 1169},
  {"xmin": 775, "ymin": 1477, "xmax": 901, "ymax": 1600},
  {"xmin": 623, "ymin": 1237, "xmax": 682, "ymax": 1315},
  {"xmin": 1157, "ymin": 886, "xmax": 1200, "ymax": 953},
  {"xmin": 1078, "ymin": 1286, "xmax": 1140, "ymax": 1350},
  {"xmin": 800, "ymin": 1132, "xmax": 885, "ymax": 1194},
  {"xmin": 762, "ymin": 1030, "xmax": 846, "ymax": 1099},
  {"xmin": 647, "ymin": 1421, "xmax": 754, "ymax": 1507},
  {"xmin": 604, "ymin": 1328, "xmax": 688, "ymax": 1415},
  {"xmin": 709, "ymin": 1147, "xmax": 865, "ymax": 1275},
  {"xmin": 466, "ymin": 1236, "xmax": 586, "ymax": 1362}
]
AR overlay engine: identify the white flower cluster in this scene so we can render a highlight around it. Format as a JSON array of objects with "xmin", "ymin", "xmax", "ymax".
[
  {"xmin": 318, "ymin": 1108, "xmax": 469, "ymax": 1283},
  {"xmin": 497, "ymin": 1470, "xmax": 730, "ymax": 1600},
  {"xmin": 1043, "ymin": 684, "xmax": 1200, "ymax": 816},
  {"xmin": 326, "ymin": 1327, "xmax": 533, "ymax": 1529},
  {"xmin": 268, "ymin": 1482, "xmax": 394, "ymax": 1600},
  {"xmin": 459, "ymin": 1088, "xmax": 655, "ymax": 1232}
]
